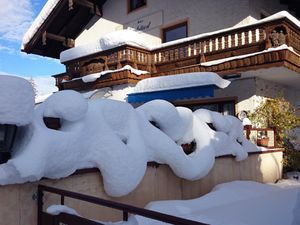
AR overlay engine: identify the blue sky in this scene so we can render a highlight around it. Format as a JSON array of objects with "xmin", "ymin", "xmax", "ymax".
[{"xmin": 0, "ymin": 0, "xmax": 64, "ymax": 78}]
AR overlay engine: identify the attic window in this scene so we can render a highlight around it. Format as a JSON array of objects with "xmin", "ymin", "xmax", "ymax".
[{"xmin": 128, "ymin": 0, "xmax": 146, "ymax": 12}]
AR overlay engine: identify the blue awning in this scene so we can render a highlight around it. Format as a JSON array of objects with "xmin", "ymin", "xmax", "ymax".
[{"xmin": 128, "ymin": 85, "xmax": 215, "ymax": 103}]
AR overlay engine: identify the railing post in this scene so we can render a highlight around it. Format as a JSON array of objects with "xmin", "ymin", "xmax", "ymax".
[
  {"xmin": 123, "ymin": 211, "xmax": 129, "ymax": 221},
  {"xmin": 37, "ymin": 185, "xmax": 44, "ymax": 225}
]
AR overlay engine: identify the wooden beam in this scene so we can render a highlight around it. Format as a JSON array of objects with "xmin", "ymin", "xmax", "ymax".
[
  {"xmin": 42, "ymin": 32, "xmax": 75, "ymax": 48},
  {"xmin": 69, "ymin": 0, "xmax": 102, "ymax": 16}
]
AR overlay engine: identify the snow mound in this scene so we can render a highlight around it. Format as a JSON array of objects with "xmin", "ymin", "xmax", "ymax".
[
  {"xmin": 0, "ymin": 92, "xmax": 256, "ymax": 196},
  {"xmin": 60, "ymin": 29, "xmax": 150, "ymax": 63},
  {"xmin": 134, "ymin": 180, "xmax": 300, "ymax": 225},
  {"xmin": 43, "ymin": 90, "xmax": 88, "ymax": 122},
  {"xmin": 134, "ymin": 72, "xmax": 230, "ymax": 93},
  {"xmin": 0, "ymin": 75, "xmax": 35, "ymax": 126}
]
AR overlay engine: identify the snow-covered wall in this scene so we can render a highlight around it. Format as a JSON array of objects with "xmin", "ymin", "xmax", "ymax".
[
  {"xmin": 0, "ymin": 75, "xmax": 35, "ymax": 126},
  {"xmin": 0, "ymin": 89, "xmax": 258, "ymax": 197},
  {"xmin": 0, "ymin": 151, "xmax": 283, "ymax": 225},
  {"xmin": 75, "ymin": 0, "xmax": 288, "ymax": 46}
]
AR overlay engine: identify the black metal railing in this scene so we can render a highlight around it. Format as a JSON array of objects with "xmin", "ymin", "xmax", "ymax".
[{"xmin": 38, "ymin": 185, "xmax": 209, "ymax": 225}]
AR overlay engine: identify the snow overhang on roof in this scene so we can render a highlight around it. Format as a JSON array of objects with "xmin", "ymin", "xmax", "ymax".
[
  {"xmin": 21, "ymin": 0, "xmax": 107, "ymax": 59},
  {"xmin": 128, "ymin": 72, "xmax": 230, "ymax": 103}
]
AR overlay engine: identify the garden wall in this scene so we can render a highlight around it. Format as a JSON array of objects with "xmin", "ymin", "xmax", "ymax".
[{"xmin": 0, "ymin": 150, "xmax": 282, "ymax": 225}]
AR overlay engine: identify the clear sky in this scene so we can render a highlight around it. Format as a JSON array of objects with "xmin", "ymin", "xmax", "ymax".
[{"xmin": 0, "ymin": 0, "xmax": 64, "ymax": 78}]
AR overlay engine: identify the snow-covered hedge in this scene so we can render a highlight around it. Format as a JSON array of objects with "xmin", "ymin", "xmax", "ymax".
[
  {"xmin": 0, "ymin": 75, "xmax": 35, "ymax": 126},
  {"xmin": 0, "ymin": 90, "xmax": 257, "ymax": 197}
]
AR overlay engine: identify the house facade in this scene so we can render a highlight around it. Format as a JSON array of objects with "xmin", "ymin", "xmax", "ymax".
[{"xmin": 22, "ymin": 0, "xmax": 300, "ymax": 117}]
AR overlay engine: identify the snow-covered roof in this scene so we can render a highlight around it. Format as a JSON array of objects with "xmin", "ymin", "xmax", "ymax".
[
  {"xmin": 22, "ymin": 0, "xmax": 61, "ymax": 49},
  {"xmin": 133, "ymin": 72, "xmax": 230, "ymax": 94},
  {"xmin": 60, "ymin": 29, "xmax": 150, "ymax": 63},
  {"xmin": 0, "ymin": 75, "xmax": 35, "ymax": 126}
]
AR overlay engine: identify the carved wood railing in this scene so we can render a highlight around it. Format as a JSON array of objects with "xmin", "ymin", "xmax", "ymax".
[{"xmin": 55, "ymin": 16, "xmax": 300, "ymax": 91}]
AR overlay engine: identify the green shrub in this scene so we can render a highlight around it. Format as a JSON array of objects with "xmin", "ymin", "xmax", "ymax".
[{"xmin": 249, "ymin": 97, "xmax": 300, "ymax": 172}]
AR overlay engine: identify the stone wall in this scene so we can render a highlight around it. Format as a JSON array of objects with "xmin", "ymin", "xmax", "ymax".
[{"xmin": 0, "ymin": 151, "xmax": 282, "ymax": 225}]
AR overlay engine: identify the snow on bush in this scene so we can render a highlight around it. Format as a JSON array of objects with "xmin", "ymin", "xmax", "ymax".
[
  {"xmin": 43, "ymin": 90, "xmax": 88, "ymax": 122},
  {"xmin": 0, "ymin": 75, "xmax": 35, "ymax": 126},
  {"xmin": 60, "ymin": 29, "xmax": 150, "ymax": 63},
  {"xmin": 0, "ymin": 91, "xmax": 257, "ymax": 196}
]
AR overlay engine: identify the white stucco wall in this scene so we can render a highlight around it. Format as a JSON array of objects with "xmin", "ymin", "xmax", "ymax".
[
  {"xmin": 75, "ymin": 0, "xmax": 251, "ymax": 46},
  {"xmin": 75, "ymin": 0, "xmax": 289, "ymax": 46},
  {"xmin": 249, "ymin": 0, "xmax": 289, "ymax": 18},
  {"xmin": 215, "ymin": 76, "xmax": 300, "ymax": 116}
]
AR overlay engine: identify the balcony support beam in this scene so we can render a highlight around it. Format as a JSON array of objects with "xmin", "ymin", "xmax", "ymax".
[
  {"xmin": 42, "ymin": 32, "xmax": 75, "ymax": 48},
  {"xmin": 68, "ymin": 0, "xmax": 102, "ymax": 16}
]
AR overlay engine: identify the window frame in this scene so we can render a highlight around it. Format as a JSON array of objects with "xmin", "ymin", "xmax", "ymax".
[
  {"xmin": 162, "ymin": 21, "xmax": 188, "ymax": 43},
  {"xmin": 173, "ymin": 97, "xmax": 237, "ymax": 116},
  {"xmin": 127, "ymin": 0, "xmax": 147, "ymax": 13}
]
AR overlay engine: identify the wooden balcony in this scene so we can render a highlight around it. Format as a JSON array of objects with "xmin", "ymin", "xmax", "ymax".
[{"xmin": 54, "ymin": 15, "xmax": 300, "ymax": 92}]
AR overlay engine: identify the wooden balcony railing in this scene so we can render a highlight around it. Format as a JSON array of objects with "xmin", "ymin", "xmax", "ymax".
[
  {"xmin": 244, "ymin": 126, "xmax": 276, "ymax": 148},
  {"xmin": 54, "ymin": 16, "xmax": 300, "ymax": 91},
  {"xmin": 38, "ymin": 185, "xmax": 208, "ymax": 225}
]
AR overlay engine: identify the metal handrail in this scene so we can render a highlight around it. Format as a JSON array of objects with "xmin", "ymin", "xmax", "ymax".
[{"xmin": 38, "ymin": 185, "xmax": 209, "ymax": 225}]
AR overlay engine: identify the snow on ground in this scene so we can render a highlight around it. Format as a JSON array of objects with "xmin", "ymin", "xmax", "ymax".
[
  {"xmin": 134, "ymin": 180, "xmax": 300, "ymax": 225},
  {"xmin": 0, "ymin": 78, "xmax": 257, "ymax": 196},
  {"xmin": 133, "ymin": 72, "xmax": 230, "ymax": 93},
  {"xmin": 46, "ymin": 180, "xmax": 300, "ymax": 225},
  {"xmin": 60, "ymin": 29, "xmax": 151, "ymax": 63},
  {"xmin": 0, "ymin": 75, "xmax": 35, "ymax": 126}
]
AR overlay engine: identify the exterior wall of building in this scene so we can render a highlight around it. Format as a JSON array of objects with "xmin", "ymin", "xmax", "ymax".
[
  {"xmin": 75, "ymin": 0, "xmax": 289, "ymax": 47},
  {"xmin": 249, "ymin": 0, "xmax": 289, "ymax": 19},
  {"xmin": 76, "ymin": 0, "xmax": 251, "ymax": 46},
  {"xmin": 215, "ymin": 76, "xmax": 300, "ymax": 116},
  {"xmin": 0, "ymin": 151, "xmax": 282, "ymax": 225}
]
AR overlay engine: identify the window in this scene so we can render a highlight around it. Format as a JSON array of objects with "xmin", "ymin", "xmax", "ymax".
[
  {"xmin": 128, "ymin": 0, "xmax": 146, "ymax": 12},
  {"xmin": 162, "ymin": 22, "xmax": 188, "ymax": 43},
  {"xmin": 174, "ymin": 98, "xmax": 236, "ymax": 116}
]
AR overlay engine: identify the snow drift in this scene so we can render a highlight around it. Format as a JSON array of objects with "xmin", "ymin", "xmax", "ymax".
[{"xmin": 0, "ymin": 75, "xmax": 35, "ymax": 126}]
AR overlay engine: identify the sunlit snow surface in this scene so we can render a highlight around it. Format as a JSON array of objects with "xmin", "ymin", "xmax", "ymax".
[
  {"xmin": 46, "ymin": 180, "xmax": 300, "ymax": 225},
  {"xmin": 0, "ymin": 90, "xmax": 257, "ymax": 196}
]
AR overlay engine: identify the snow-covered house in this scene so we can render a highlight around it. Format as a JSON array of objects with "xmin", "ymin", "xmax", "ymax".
[
  {"xmin": 22, "ymin": 0, "xmax": 300, "ymax": 115},
  {"xmin": 0, "ymin": 0, "xmax": 297, "ymax": 224}
]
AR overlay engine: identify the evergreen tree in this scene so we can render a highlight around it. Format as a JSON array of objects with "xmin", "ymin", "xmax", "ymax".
[{"xmin": 29, "ymin": 77, "xmax": 38, "ymax": 97}]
